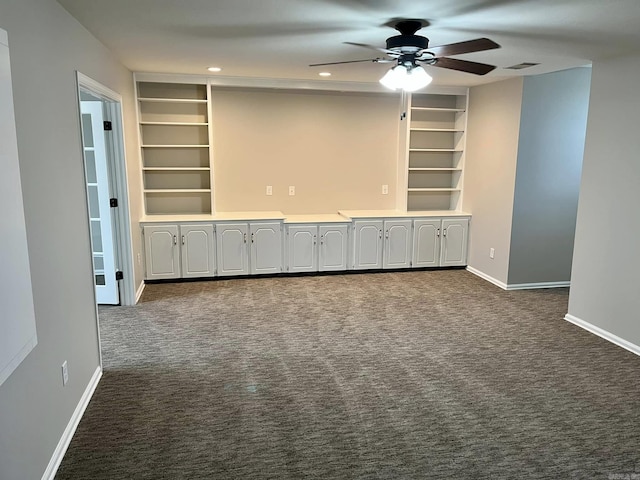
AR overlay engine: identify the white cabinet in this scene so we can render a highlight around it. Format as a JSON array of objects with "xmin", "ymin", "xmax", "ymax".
[
  {"xmin": 319, "ymin": 224, "xmax": 348, "ymax": 271},
  {"xmin": 353, "ymin": 220, "xmax": 383, "ymax": 270},
  {"xmin": 250, "ymin": 222, "xmax": 282, "ymax": 275},
  {"xmin": 144, "ymin": 224, "xmax": 214, "ymax": 280},
  {"xmin": 216, "ymin": 222, "xmax": 282, "ymax": 276},
  {"xmin": 286, "ymin": 224, "xmax": 349, "ymax": 273},
  {"xmin": 413, "ymin": 219, "xmax": 441, "ymax": 268},
  {"xmin": 180, "ymin": 225, "xmax": 215, "ymax": 278},
  {"xmin": 383, "ymin": 220, "xmax": 412, "ymax": 269},
  {"xmin": 440, "ymin": 218, "xmax": 469, "ymax": 267},
  {"xmin": 353, "ymin": 219, "xmax": 412, "ymax": 270},
  {"xmin": 216, "ymin": 223, "xmax": 249, "ymax": 276},
  {"xmin": 412, "ymin": 218, "xmax": 469, "ymax": 268},
  {"xmin": 287, "ymin": 225, "xmax": 318, "ymax": 273}
]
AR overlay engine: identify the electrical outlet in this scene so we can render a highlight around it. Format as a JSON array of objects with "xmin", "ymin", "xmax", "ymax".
[
  {"xmin": 61, "ymin": 361, "xmax": 69, "ymax": 386},
  {"xmin": 289, "ymin": 186, "xmax": 295, "ymax": 196},
  {"xmin": 137, "ymin": 253, "xmax": 142, "ymax": 266},
  {"xmin": 489, "ymin": 248, "xmax": 495, "ymax": 259},
  {"xmin": 266, "ymin": 185, "xmax": 272, "ymax": 196},
  {"xmin": 382, "ymin": 184, "xmax": 389, "ymax": 195}
]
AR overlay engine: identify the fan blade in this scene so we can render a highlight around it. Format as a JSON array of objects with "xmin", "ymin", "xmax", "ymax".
[
  {"xmin": 430, "ymin": 57, "xmax": 496, "ymax": 75},
  {"xmin": 309, "ymin": 58, "xmax": 391, "ymax": 67},
  {"xmin": 427, "ymin": 38, "xmax": 500, "ymax": 58},
  {"xmin": 344, "ymin": 41, "xmax": 400, "ymax": 56}
]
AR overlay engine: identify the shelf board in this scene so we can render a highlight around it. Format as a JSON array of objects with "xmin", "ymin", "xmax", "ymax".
[
  {"xmin": 409, "ymin": 148, "xmax": 463, "ymax": 152},
  {"xmin": 408, "ymin": 168, "xmax": 462, "ymax": 171},
  {"xmin": 138, "ymin": 97, "xmax": 207, "ymax": 104},
  {"xmin": 143, "ymin": 167, "xmax": 210, "ymax": 171},
  {"xmin": 410, "ymin": 128, "xmax": 464, "ymax": 132},
  {"xmin": 141, "ymin": 145, "xmax": 209, "ymax": 148},
  {"xmin": 408, "ymin": 188, "xmax": 461, "ymax": 192},
  {"xmin": 411, "ymin": 107, "xmax": 465, "ymax": 112},
  {"xmin": 140, "ymin": 121, "xmax": 209, "ymax": 126},
  {"xmin": 144, "ymin": 189, "xmax": 211, "ymax": 193}
]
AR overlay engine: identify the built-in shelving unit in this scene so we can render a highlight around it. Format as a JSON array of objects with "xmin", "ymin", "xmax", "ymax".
[
  {"xmin": 136, "ymin": 81, "xmax": 213, "ymax": 215},
  {"xmin": 403, "ymin": 92, "xmax": 468, "ymax": 211}
]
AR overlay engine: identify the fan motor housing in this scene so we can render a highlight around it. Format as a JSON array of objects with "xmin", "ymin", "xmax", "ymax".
[{"xmin": 386, "ymin": 34, "xmax": 429, "ymax": 52}]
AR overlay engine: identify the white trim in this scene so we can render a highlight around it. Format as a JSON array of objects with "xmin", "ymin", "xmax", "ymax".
[
  {"xmin": 506, "ymin": 281, "xmax": 570, "ymax": 290},
  {"xmin": 77, "ymin": 72, "xmax": 122, "ymax": 102},
  {"xmin": 466, "ymin": 266, "xmax": 508, "ymax": 289},
  {"xmin": 564, "ymin": 314, "xmax": 640, "ymax": 357},
  {"xmin": 0, "ymin": 28, "xmax": 8, "ymax": 47},
  {"xmin": 41, "ymin": 366, "xmax": 102, "ymax": 480},
  {"xmin": 466, "ymin": 266, "xmax": 570, "ymax": 290},
  {"xmin": 134, "ymin": 72, "xmax": 468, "ymax": 95},
  {"xmin": 135, "ymin": 281, "xmax": 145, "ymax": 304}
]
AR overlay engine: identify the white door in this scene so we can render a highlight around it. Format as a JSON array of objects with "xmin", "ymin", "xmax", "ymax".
[
  {"xmin": 143, "ymin": 225, "xmax": 180, "ymax": 280},
  {"xmin": 250, "ymin": 222, "xmax": 282, "ymax": 275},
  {"xmin": 383, "ymin": 220, "xmax": 412, "ymax": 269},
  {"xmin": 216, "ymin": 223, "xmax": 249, "ymax": 276},
  {"xmin": 287, "ymin": 225, "xmax": 318, "ymax": 273},
  {"xmin": 319, "ymin": 224, "xmax": 348, "ymax": 272},
  {"xmin": 180, "ymin": 224, "xmax": 215, "ymax": 278},
  {"xmin": 413, "ymin": 219, "xmax": 441, "ymax": 268},
  {"xmin": 440, "ymin": 218, "xmax": 469, "ymax": 267},
  {"xmin": 80, "ymin": 101, "xmax": 118, "ymax": 304},
  {"xmin": 353, "ymin": 220, "xmax": 383, "ymax": 270}
]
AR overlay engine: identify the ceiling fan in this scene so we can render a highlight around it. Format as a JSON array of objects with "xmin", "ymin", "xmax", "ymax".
[{"xmin": 310, "ymin": 19, "xmax": 500, "ymax": 90}]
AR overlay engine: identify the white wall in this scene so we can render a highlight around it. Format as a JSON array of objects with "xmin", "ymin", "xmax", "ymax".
[
  {"xmin": 212, "ymin": 88, "xmax": 401, "ymax": 214},
  {"xmin": 567, "ymin": 54, "xmax": 640, "ymax": 346},
  {"xmin": 463, "ymin": 78, "xmax": 523, "ymax": 285},
  {"xmin": 0, "ymin": 0, "xmax": 139, "ymax": 478},
  {"xmin": 508, "ymin": 68, "xmax": 591, "ymax": 285}
]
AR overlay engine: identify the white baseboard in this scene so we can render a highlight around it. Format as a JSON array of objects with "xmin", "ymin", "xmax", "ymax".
[
  {"xmin": 506, "ymin": 281, "xmax": 570, "ymax": 290},
  {"xmin": 466, "ymin": 266, "xmax": 570, "ymax": 290},
  {"xmin": 135, "ymin": 281, "xmax": 145, "ymax": 304},
  {"xmin": 564, "ymin": 314, "xmax": 640, "ymax": 357},
  {"xmin": 41, "ymin": 365, "xmax": 102, "ymax": 480},
  {"xmin": 466, "ymin": 266, "xmax": 508, "ymax": 289}
]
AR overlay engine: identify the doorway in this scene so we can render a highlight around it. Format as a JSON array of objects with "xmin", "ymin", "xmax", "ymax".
[{"xmin": 76, "ymin": 73, "xmax": 135, "ymax": 306}]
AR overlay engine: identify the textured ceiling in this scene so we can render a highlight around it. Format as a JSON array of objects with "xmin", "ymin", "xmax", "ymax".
[{"xmin": 57, "ymin": 0, "xmax": 640, "ymax": 87}]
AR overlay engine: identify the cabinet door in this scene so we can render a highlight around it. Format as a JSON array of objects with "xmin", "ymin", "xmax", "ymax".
[
  {"xmin": 143, "ymin": 225, "xmax": 180, "ymax": 280},
  {"xmin": 180, "ymin": 224, "xmax": 215, "ymax": 278},
  {"xmin": 353, "ymin": 220, "xmax": 383, "ymax": 270},
  {"xmin": 440, "ymin": 218, "xmax": 469, "ymax": 267},
  {"xmin": 250, "ymin": 222, "xmax": 283, "ymax": 275},
  {"xmin": 383, "ymin": 220, "xmax": 413, "ymax": 269},
  {"xmin": 216, "ymin": 223, "xmax": 249, "ymax": 276},
  {"xmin": 287, "ymin": 225, "xmax": 318, "ymax": 273},
  {"xmin": 413, "ymin": 219, "xmax": 441, "ymax": 268},
  {"xmin": 319, "ymin": 224, "xmax": 348, "ymax": 272}
]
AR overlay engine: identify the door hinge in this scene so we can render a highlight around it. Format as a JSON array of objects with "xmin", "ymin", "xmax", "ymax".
[
  {"xmin": 103, "ymin": 120, "xmax": 112, "ymax": 131},
  {"xmin": 115, "ymin": 271, "xmax": 124, "ymax": 280},
  {"xmin": 110, "ymin": 198, "xmax": 118, "ymax": 208}
]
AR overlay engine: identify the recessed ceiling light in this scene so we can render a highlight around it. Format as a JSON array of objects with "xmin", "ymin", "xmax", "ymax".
[
  {"xmin": 207, "ymin": 67, "xmax": 222, "ymax": 72},
  {"xmin": 319, "ymin": 72, "xmax": 331, "ymax": 77}
]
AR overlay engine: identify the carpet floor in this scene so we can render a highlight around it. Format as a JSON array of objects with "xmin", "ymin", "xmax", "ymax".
[{"xmin": 55, "ymin": 269, "xmax": 640, "ymax": 479}]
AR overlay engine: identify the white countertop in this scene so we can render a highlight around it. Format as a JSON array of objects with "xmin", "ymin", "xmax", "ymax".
[
  {"xmin": 141, "ymin": 210, "xmax": 471, "ymax": 224},
  {"xmin": 284, "ymin": 214, "xmax": 351, "ymax": 224},
  {"xmin": 338, "ymin": 209, "xmax": 471, "ymax": 219},
  {"xmin": 140, "ymin": 211, "xmax": 286, "ymax": 223}
]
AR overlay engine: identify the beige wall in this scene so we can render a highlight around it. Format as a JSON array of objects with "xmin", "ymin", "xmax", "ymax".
[
  {"xmin": 463, "ymin": 78, "xmax": 523, "ymax": 285},
  {"xmin": 0, "ymin": 0, "xmax": 139, "ymax": 478},
  {"xmin": 212, "ymin": 88, "xmax": 401, "ymax": 214},
  {"xmin": 568, "ymin": 54, "xmax": 640, "ymax": 345}
]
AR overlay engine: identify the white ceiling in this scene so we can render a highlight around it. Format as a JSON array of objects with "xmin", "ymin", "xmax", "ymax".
[{"xmin": 57, "ymin": 0, "xmax": 640, "ymax": 87}]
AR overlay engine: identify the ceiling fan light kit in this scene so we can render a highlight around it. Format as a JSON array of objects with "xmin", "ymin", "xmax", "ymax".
[
  {"xmin": 379, "ymin": 64, "xmax": 432, "ymax": 92},
  {"xmin": 310, "ymin": 19, "xmax": 500, "ymax": 92}
]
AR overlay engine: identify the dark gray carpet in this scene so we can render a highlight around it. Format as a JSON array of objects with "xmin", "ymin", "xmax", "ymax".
[{"xmin": 55, "ymin": 270, "xmax": 640, "ymax": 479}]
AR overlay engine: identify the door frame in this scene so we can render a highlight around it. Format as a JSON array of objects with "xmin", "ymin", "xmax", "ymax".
[{"xmin": 75, "ymin": 72, "xmax": 135, "ymax": 308}]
